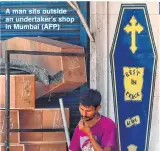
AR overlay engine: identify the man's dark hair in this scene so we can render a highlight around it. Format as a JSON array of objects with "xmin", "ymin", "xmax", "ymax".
[{"xmin": 79, "ymin": 89, "xmax": 101, "ymax": 108}]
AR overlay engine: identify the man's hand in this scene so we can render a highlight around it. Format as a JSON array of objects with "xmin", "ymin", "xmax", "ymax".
[
  {"xmin": 78, "ymin": 119, "xmax": 113, "ymax": 151},
  {"xmin": 78, "ymin": 119, "xmax": 92, "ymax": 137}
]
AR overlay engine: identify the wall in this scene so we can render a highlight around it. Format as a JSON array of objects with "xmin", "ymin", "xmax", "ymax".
[{"xmin": 90, "ymin": 1, "xmax": 159, "ymax": 150}]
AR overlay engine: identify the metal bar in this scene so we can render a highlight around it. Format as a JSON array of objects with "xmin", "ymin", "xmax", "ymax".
[
  {"xmin": 7, "ymin": 50, "xmax": 86, "ymax": 56},
  {"xmin": 59, "ymin": 98, "xmax": 70, "ymax": 148},
  {"xmin": 107, "ymin": 1, "xmax": 110, "ymax": 117},
  {"xmin": 5, "ymin": 50, "xmax": 10, "ymax": 151},
  {"xmin": 10, "ymin": 128, "xmax": 65, "ymax": 132}
]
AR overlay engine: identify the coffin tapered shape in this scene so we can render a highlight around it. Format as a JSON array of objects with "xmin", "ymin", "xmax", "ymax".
[{"xmin": 1, "ymin": 37, "xmax": 87, "ymax": 98}]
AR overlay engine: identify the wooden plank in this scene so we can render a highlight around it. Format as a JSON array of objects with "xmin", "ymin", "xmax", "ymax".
[
  {"xmin": 0, "ymin": 145, "xmax": 24, "ymax": 151},
  {"xmin": 0, "ymin": 110, "xmax": 19, "ymax": 144},
  {"xmin": 0, "ymin": 75, "xmax": 36, "ymax": 109},
  {"xmin": 42, "ymin": 132, "xmax": 66, "ymax": 142},
  {"xmin": 19, "ymin": 108, "xmax": 69, "ymax": 143},
  {"xmin": 25, "ymin": 143, "xmax": 66, "ymax": 151},
  {"xmin": 42, "ymin": 108, "xmax": 69, "ymax": 128},
  {"xmin": 19, "ymin": 110, "xmax": 43, "ymax": 142}
]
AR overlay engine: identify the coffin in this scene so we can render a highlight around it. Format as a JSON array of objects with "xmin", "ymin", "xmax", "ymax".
[
  {"xmin": 0, "ymin": 110, "xmax": 20, "ymax": 144},
  {"xmin": 1, "ymin": 37, "xmax": 87, "ymax": 98},
  {"xmin": 0, "ymin": 75, "xmax": 36, "ymax": 109},
  {"xmin": 19, "ymin": 108, "xmax": 69, "ymax": 143}
]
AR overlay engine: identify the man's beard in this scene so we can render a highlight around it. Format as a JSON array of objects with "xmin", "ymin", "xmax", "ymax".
[{"xmin": 81, "ymin": 113, "xmax": 97, "ymax": 121}]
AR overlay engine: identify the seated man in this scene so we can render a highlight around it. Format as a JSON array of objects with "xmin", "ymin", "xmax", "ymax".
[{"xmin": 69, "ymin": 89, "xmax": 117, "ymax": 151}]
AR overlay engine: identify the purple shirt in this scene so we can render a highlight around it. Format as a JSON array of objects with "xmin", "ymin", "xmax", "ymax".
[{"xmin": 69, "ymin": 115, "xmax": 116, "ymax": 151}]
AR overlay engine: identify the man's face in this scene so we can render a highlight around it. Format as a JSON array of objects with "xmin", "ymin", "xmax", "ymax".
[{"xmin": 79, "ymin": 104, "xmax": 97, "ymax": 121}]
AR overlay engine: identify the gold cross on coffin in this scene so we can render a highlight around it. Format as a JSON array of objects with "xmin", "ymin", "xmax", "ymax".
[{"xmin": 124, "ymin": 16, "xmax": 143, "ymax": 54}]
